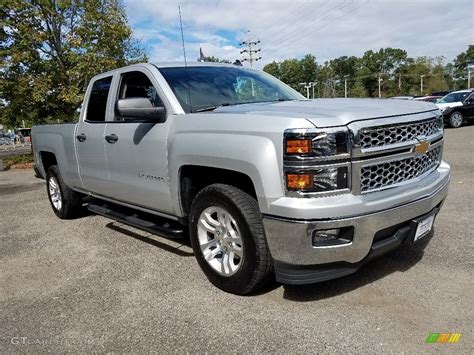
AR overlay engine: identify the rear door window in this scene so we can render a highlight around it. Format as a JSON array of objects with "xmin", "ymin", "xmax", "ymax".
[{"xmin": 86, "ymin": 76, "xmax": 113, "ymax": 122}]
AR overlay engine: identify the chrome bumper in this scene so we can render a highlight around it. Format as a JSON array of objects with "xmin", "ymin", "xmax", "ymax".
[{"xmin": 263, "ymin": 164, "xmax": 450, "ymax": 265}]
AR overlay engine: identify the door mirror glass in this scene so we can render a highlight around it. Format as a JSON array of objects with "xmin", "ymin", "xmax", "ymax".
[{"xmin": 115, "ymin": 98, "xmax": 166, "ymax": 122}]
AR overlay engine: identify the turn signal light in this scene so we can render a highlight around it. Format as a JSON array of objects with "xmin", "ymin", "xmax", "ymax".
[
  {"xmin": 287, "ymin": 173, "xmax": 313, "ymax": 190},
  {"xmin": 286, "ymin": 139, "xmax": 312, "ymax": 154}
]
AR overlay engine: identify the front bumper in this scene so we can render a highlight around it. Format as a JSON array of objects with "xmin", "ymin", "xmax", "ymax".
[{"xmin": 262, "ymin": 163, "xmax": 450, "ymax": 284}]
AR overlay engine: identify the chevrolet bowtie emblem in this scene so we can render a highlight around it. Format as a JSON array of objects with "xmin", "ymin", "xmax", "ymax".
[{"xmin": 414, "ymin": 139, "xmax": 430, "ymax": 154}]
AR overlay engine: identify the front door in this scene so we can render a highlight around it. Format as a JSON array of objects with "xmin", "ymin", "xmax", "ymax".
[
  {"xmin": 102, "ymin": 69, "xmax": 173, "ymax": 214},
  {"xmin": 75, "ymin": 75, "xmax": 113, "ymax": 194}
]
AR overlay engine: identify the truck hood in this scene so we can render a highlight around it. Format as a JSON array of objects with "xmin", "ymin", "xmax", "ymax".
[{"xmin": 213, "ymin": 98, "xmax": 439, "ymax": 128}]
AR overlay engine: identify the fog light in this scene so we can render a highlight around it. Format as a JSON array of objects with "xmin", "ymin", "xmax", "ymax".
[
  {"xmin": 312, "ymin": 227, "xmax": 353, "ymax": 247},
  {"xmin": 287, "ymin": 173, "xmax": 313, "ymax": 190}
]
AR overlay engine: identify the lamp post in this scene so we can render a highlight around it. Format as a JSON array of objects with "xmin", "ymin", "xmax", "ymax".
[
  {"xmin": 420, "ymin": 75, "xmax": 425, "ymax": 95},
  {"xmin": 299, "ymin": 82, "xmax": 312, "ymax": 99},
  {"xmin": 468, "ymin": 66, "xmax": 471, "ymax": 88},
  {"xmin": 344, "ymin": 75, "xmax": 349, "ymax": 98},
  {"xmin": 309, "ymin": 81, "xmax": 317, "ymax": 99},
  {"xmin": 378, "ymin": 74, "xmax": 383, "ymax": 98}
]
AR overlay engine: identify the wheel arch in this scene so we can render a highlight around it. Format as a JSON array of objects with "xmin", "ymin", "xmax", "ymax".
[
  {"xmin": 178, "ymin": 165, "xmax": 258, "ymax": 218},
  {"xmin": 39, "ymin": 151, "xmax": 58, "ymax": 176}
]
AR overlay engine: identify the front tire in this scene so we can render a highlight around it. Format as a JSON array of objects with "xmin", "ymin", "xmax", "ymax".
[
  {"xmin": 448, "ymin": 111, "xmax": 463, "ymax": 128},
  {"xmin": 189, "ymin": 184, "xmax": 273, "ymax": 295},
  {"xmin": 46, "ymin": 165, "xmax": 83, "ymax": 219}
]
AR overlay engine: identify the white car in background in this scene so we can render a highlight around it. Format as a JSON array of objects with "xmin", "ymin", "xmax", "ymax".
[{"xmin": 436, "ymin": 89, "xmax": 473, "ymax": 112}]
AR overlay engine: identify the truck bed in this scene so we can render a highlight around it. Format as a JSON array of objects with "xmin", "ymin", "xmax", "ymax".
[{"xmin": 32, "ymin": 123, "xmax": 79, "ymax": 187}]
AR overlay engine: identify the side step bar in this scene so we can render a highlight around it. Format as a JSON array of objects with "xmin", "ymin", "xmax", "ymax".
[{"xmin": 87, "ymin": 202, "xmax": 185, "ymax": 239}]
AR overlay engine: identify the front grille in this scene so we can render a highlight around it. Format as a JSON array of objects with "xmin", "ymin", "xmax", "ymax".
[
  {"xmin": 360, "ymin": 146, "xmax": 441, "ymax": 192},
  {"xmin": 359, "ymin": 116, "xmax": 442, "ymax": 149}
]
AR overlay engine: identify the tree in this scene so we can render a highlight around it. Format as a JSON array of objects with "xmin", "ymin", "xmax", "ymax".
[
  {"xmin": 453, "ymin": 45, "xmax": 474, "ymax": 89},
  {"xmin": 0, "ymin": 0, "xmax": 147, "ymax": 128},
  {"xmin": 279, "ymin": 59, "xmax": 302, "ymax": 92},
  {"xmin": 204, "ymin": 56, "xmax": 231, "ymax": 63},
  {"xmin": 262, "ymin": 61, "xmax": 280, "ymax": 78},
  {"xmin": 299, "ymin": 54, "xmax": 318, "ymax": 85},
  {"xmin": 328, "ymin": 56, "xmax": 358, "ymax": 97}
]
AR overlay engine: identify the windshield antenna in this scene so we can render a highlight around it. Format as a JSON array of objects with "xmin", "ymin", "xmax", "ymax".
[{"xmin": 178, "ymin": 5, "xmax": 192, "ymax": 112}]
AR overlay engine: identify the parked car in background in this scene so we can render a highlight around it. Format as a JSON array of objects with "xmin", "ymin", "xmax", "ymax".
[
  {"xmin": 0, "ymin": 134, "xmax": 13, "ymax": 145},
  {"xmin": 440, "ymin": 91, "xmax": 474, "ymax": 128},
  {"xmin": 431, "ymin": 90, "xmax": 452, "ymax": 97},
  {"xmin": 413, "ymin": 95, "xmax": 442, "ymax": 103},
  {"xmin": 436, "ymin": 89, "xmax": 472, "ymax": 111},
  {"xmin": 389, "ymin": 95, "xmax": 414, "ymax": 100}
]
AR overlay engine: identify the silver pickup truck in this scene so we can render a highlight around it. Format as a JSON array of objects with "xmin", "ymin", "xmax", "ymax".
[{"xmin": 32, "ymin": 62, "xmax": 450, "ymax": 294}]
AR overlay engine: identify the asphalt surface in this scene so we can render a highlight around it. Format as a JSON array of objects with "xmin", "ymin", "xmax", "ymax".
[{"xmin": 1, "ymin": 126, "xmax": 473, "ymax": 353}]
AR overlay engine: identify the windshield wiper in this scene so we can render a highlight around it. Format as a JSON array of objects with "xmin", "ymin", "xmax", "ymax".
[
  {"xmin": 193, "ymin": 103, "xmax": 233, "ymax": 113},
  {"xmin": 193, "ymin": 98, "xmax": 293, "ymax": 112}
]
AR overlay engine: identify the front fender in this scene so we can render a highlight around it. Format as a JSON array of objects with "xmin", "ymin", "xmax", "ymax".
[{"xmin": 168, "ymin": 132, "xmax": 284, "ymax": 216}]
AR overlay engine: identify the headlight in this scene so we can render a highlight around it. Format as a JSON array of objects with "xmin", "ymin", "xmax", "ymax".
[
  {"xmin": 284, "ymin": 128, "xmax": 351, "ymax": 195},
  {"xmin": 284, "ymin": 128, "xmax": 349, "ymax": 160}
]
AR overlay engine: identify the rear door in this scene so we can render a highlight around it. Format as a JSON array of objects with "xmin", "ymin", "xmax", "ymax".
[
  {"xmin": 75, "ymin": 75, "xmax": 113, "ymax": 194},
  {"xmin": 102, "ymin": 67, "xmax": 173, "ymax": 214}
]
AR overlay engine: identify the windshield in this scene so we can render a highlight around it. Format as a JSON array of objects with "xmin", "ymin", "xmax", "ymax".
[
  {"xmin": 438, "ymin": 91, "xmax": 471, "ymax": 103},
  {"xmin": 158, "ymin": 66, "xmax": 304, "ymax": 113}
]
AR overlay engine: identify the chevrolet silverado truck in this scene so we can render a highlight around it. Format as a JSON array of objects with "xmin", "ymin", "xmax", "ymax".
[{"xmin": 32, "ymin": 62, "xmax": 450, "ymax": 295}]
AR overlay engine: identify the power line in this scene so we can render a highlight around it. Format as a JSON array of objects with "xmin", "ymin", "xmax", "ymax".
[
  {"xmin": 250, "ymin": 1, "xmax": 310, "ymax": 37},
  {"xmin": 240, "ymin": 30, "xmax": 261, "ymax": 67},
  {"xmin": 263, "ymin": 1, "xmax": 349, "ymax": 51},
  {"xmin": 268, "ymin": 0, "xmax": 368, "ymax": 55},
  {"xmin": 261, "ymin": 1, "xmax": 334, "ymax": 49}
]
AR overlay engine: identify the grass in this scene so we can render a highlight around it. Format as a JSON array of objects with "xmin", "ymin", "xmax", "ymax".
[{"xmin": 3, "ymin": 154, "xmax": 34, "ymax": 170}]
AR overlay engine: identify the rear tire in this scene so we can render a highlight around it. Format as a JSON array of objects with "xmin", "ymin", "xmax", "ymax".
[
  {"xmin": 189, "ymin": 184, "xmax": 273, "ymax": 295},
  {"xmin": 46, "ymin": 165, "xmax": 83, "ymax": 219},
  {"xmin": 448, "ymin": 111, "xmax": 463, "ymax": 128}
]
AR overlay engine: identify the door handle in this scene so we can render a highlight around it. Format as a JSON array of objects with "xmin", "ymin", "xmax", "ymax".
[
  {"xmin": 105, "ymin": 134, "xmax": 118, "ymax": 144},
  {"xmin": 76, "ymin": 133, "xmax": 87, "ymax": 142}
]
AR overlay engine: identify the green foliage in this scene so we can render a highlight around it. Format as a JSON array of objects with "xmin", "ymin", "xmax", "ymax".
[
  {"xmin": 3, "ymin": 153, "xmax": 34, "ymax": 170},
  {"xmin": 453, "ymin": 45, "xmax": 474, "ymax": 88},
  {"xmin": 0, "ymin": 0, "xmax": 147, "ymax": 128},
  {"xmin": 204, "ymin": 56, "xmax": 231, "ymax": 64},
  {"xmin": 264, "ymin": 46, "xmax": 473, "ymax": 98}
]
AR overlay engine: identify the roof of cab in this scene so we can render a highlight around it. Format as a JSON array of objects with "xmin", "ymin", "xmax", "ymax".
[{"xmin": 151, "ymin": 61, "xmax": 243, "ymax": 69}]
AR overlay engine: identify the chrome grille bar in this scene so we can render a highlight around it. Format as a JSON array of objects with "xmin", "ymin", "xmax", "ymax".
[{"xmin": 360, "ymin": 146, "xmax": 442, "ymax": 193}]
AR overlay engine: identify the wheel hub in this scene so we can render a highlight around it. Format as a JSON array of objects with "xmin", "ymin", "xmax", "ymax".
[
  {"xmin": 197, "ymin": 206, "xmax": 243, "ymax": 276},
  {"xmin": 48, "ymin": 176, "xmax": 62, "ymax": 211}
]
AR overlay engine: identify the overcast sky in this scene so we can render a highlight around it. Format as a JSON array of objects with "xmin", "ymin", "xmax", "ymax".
[{"xmin": 124, "ymin": 0, "xmax": 474, "ymax": 68}]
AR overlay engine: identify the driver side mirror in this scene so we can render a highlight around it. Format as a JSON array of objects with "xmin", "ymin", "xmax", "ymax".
[
  {"xmin": 115, "ymin": 98, "xmax": 166, "ymax": 122},
  {"xmin": 464, "ymin": 99, "xmax": 473, "ymax": 106}
]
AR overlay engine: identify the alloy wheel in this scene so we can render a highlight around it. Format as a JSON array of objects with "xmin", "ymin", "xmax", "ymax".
[
  {"xmin": 48, "ymin": 176, "xmax": 62, "ymax": 211},
  {"xmin": 197, "ymin": 206, "xmax": 243, "ymax": 276}
]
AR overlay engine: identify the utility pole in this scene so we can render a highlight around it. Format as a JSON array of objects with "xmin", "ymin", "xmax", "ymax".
[
  {"xmin": 310, "ymin": 82, "xmax": 316, "ymax": 99},
  {"xmin": 378, "ymin": 74, "xmax": 383, "ymax": 98},
  {"xmin": 344, "ymin": 75, "xmax": 349, "ymax": 98},
  {"xmin": 398, "ymin": 73, "xmax": 402, "ymax": 92},
  {"xmin": 299, "ymin": 82, "xmax": 312, "ymax": 99},
  {"xmin": 468, "ymin": 67, "xmax": 471, "ymax": 88},
  {"xmin": 420, "ymin": 75, "xmax": 425, "ymax": 95},
  {"xmin": 239, "ymin": 30, "xmax": 261, "ymax": 67}
]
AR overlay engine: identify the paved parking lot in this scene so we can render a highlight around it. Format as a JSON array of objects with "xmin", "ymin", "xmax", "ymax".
[{"xmin": 0, "ymin": 126, "xmax": 472, "ymax": 353}]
